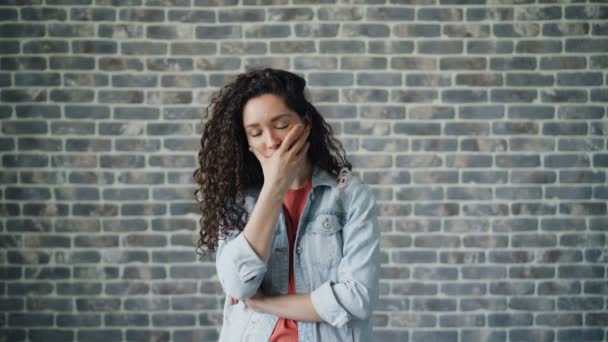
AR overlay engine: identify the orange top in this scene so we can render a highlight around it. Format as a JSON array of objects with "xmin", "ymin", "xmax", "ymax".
[{"xmin": 269, "ymin": 178, "xmax": 312, "ymax": 342}]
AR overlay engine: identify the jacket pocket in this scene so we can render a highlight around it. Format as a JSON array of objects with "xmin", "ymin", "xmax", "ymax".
[
  {"xmin": 220, "ymin": 298, "xmax": 253, "ymax": 342},
  {"xmin": 304, "ymin": 212, "xmax": 345, "ymax": 268}
]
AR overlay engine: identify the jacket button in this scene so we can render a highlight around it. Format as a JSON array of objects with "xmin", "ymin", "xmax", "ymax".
[
  {"xmin": 296, "ymin": 245, "xmax": 302, "ymax": 254},
  {"xmin": 323, "ymin": 218, "xmax": 331, "ymax": 230}
]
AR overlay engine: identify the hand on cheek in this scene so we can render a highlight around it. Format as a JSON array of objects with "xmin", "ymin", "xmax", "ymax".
[{"xmin": 247, "ymin": 123, "xmax": 311, "ymax": 193}]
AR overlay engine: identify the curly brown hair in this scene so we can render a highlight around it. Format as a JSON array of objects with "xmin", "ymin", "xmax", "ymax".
[{"xmin": 193, "ymin": 67, "xmax": 352, "ymax": 259}]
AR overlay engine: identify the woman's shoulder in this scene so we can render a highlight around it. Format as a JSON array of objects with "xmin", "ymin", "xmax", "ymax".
[
  {"xmin": 314, "ymin": 168, "xmax": 376, "ymax": 216},
  {"xmin": 335, "ymin": 169, "xmax": 374, "ymax": 201}
]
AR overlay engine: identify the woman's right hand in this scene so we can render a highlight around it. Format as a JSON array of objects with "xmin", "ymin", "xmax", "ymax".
[{"xmin": 249, "ymin": 123, "xmax": 311, "ymax": 196}]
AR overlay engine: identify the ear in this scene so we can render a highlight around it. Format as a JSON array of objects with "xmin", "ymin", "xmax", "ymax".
[{"xmin": 303, "ymin": 113, "xmax": 312, "ymax": 127}]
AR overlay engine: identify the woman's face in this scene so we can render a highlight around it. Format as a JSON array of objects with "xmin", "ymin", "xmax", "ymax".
[{"xmin": 242, "ymin": 93, "xmax": 307, "ymax": 158}]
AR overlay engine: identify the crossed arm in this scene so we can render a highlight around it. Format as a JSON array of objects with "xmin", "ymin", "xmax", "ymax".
[
  {"xmin": 242, "ymin": 291, "xmax": 322, "ymax": 322},
  {"xmin": 216, "ymin": 183, "xmax": 380, "ymax": 327}
]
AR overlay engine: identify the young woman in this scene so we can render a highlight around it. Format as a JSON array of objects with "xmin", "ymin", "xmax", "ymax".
[{"xmin": 194, "ymin": 67, "xmax": 380, "ymax": 342}]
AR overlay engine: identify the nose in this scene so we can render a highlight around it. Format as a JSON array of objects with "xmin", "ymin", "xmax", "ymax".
[{"xmin": 264, "ymin": 130, "xmax": 281, "ymax": 151}]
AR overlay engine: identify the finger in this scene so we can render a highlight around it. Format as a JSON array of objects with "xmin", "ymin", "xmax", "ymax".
[
  {"xmin": 289, "ymin": 126, "xmax": 310, "ymax": 155},
  {"xmin": 295, "ymin": 141, "xmax": 311, "ymax": 158},
  {"xmin": 278, "ymin": 124, "xmax": 305, "ymax": 153}
]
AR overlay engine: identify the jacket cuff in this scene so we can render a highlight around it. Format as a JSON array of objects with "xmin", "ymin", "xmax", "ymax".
[
  {"xmin": 310, "ymin": 280, "xmax": 350, "ymax": 327},
  {"xmin": 224, "ymin": 233, "xmax": 267, "ymax": 282}
]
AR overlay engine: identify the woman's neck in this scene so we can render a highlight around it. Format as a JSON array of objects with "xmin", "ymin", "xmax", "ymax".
[{"xmin": 289, "ymin": 158, "xmax": 313, "ymax": 190}]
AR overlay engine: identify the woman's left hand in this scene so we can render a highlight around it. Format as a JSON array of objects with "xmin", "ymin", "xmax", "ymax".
[{"xmin": 244, "ymin": 288, "xmax": 266, "ymax": 312}]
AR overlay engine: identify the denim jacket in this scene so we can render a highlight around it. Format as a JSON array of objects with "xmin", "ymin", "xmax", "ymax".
[{"xmin": 216, "ymin": 164, "xmax": 381, "ymax": 342}]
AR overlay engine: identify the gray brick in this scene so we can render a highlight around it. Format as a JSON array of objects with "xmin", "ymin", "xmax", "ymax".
[
  {"xmin": 295, "ymin": 23, "xmax": 339, "ymax": 38},
  {"xmin": 506, "ymin": 73, "xmax": 554, "ymax": 87},
  {"xmin": 9, "ymin": 313, "xmax": 53, "ymax": 327},
  {"xmin": 394, "ymin": 24, "xmax": 440, "ymax": 37},
  {"xmin": 488, "ymin": 313, "xmax": 533, "ymax": 327},
  {"xmin": 541, "ymin": 56, "xmax": 586, "ymax": 70},
  {"xmin": 515, "ymin": 40, "xmax": 562, "ymax": 54},
  {"xmin": 464, "ymin": 203, "xmax": 509, "ymax": 216},
  {"xmin": 466, "ymin": 7, "xmax": 514, "ymax": 21},
  {"xmin": 29, "ymin": 330, "xmax": 74, "ymax": 341},
  {"xmin": 0, "ymin": 41, "xmax": 19, "ymax": 54},
  {"xmin": 1, "ymin": 89, "xmax": 47, "ymax": 102},
  {"xmin": 411, "ymin": 138, "xmax": 457, "ymax": 152},
  {"xmin": 15, "ymin": 105, "xmax": 60, "ymax": 119},
  {"xmin": 510, "ymin": 330, "xmax": 554, "ymax": 342},
  {"xmin": 566, "ymin": 38, "xmax": 608, "ymax": 53},
  {"xmin": 538, "ymin": 280, "xmax": 581, "ymax": 295},
  {"xmin": 491, "ymin": 89, "xmax": 537, "ymax": 103},
  {"xmin": 467, "ymin": 40, "xmax": 513, "ymax": 54},
  {"xmin": 1, "ymin": 57, "xmax": 46, "ymax": 70},
  {"xmin": 105, "ymin": 313, "xmax": 149, "ymax": 327},
  {"xmin": 123, "ymin": 266, "xmax": 166, "ymax": 279},
  {"xmin": 414, "ymin": 235, "xmax": 460, "ymax": 249},
  {"xmin": 420, "ymin": 41, "xmax": 463, "ymax": 55},
  {"xmin": 3, "ymin": 154, "xmax": 49, "ymax": 168},
  {"xmin": 0, "ymin": 8, "xmax": 18, "ymax": 20},
  {"xmin": 100, "ymin": 155, "xmax": 145, "ymax": 169},
  {"xmin": 490, "ymin": 57, "xmax": 536, "ymax": 70},
  {"xmin": 419, "ymin": 8, "xmax": 462, "ymax": 21},
  {"xmin": 99, "ymin": 57, "xmax": 144, "ymax": 71},
  {"xmin": 586, "ymin": 313, "xmax": 608, "ymax": 326},
  {"xmin": 446, "ymin": 187, "xmax": 492, "ymax": 200},
  {"xmin": 392, "ymin": 57, "xmax": 436, "ymax": 70},
  {"xmin": 106, "ymin": 282, "xmax": 149, "ymax": 296},
  {"xmin": 0, "ymin": 24, "xmax": 45, "ymax": 38},
  {"xmin": 173, "ymin": 330, "xmax": 219, "ymax": 342},
  {"xmin": 343, "ymin": 23, "xmax": 389, "ymax": 38},
  {"xmin": 366, "ymin": 7, "xmax": 414, "ymax": 21},
  {"xmin": 15, "ymin": 73, "xmax": 61, "ymax": 87},
  {"xmin": 444, "ymin": 24, "xmax": 489, "ymax": 38},
  {"xmin": 440, "ymin": 314, "xmax": 484, "ymax": 327},
  {"xmin": 319, "ymin": 40, "xmax": 364, "ymax": 54},
  {"xmin": 557, "ymin": 329, "xmax": 604, "ymax": 341},
  {"xmin": 77, "ymin": 330, "xmax": 121, "ymax": 342},
  {"xmin": 369, "ymin": 41, "xmax": 414, "ymax": 54},
  {"xmin": 169, "ymin": 9, "xmax": 215, "ymax": 22},
  {"xmin": 267, "ymin": 7, "xmax": 312, "ymax": 22},
  {"xmin": 447, "ymin": 155, "xmax": 492, "ymax": 169},
  {"xmin": 461, "ymin": 330, "xmax": 505, "ymax": 342},
  {"xmin": 18, "ymin": 137, "xmax": 61, "ymax": 152},
  {"xmin": 218, "ymin": 9, "xmax": 264, "ymax": 22},
  {"xmin": 512, "ymin": 202, "xmax": 557, "ymax": 216},
  {"xmin": 196, "ymin": 25, "xmax": 241, "ymax": 39},
  {"xmin": 461, "ymin": 297, "xmax": 507, "ymax": 311},
  {"xmin": 194, "ymin": 0, "xmax": 238, "ymax": 5},
  {"xmin": 494, "ymin": 23, "xmax": 540, "ymax": 37},
  {"xmin": 381, "ymin": 266, "xmax": 410, "ymax": 281}
]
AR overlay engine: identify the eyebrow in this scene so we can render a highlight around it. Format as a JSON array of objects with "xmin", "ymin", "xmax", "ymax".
[{"xmin": 244, "ymin": 113, "xmax": 291, "ymax": 129}]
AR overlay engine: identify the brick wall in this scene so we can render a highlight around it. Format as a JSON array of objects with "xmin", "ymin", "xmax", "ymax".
[{"xmin": 1, "ymin": 1, "xmax": 607, "ymax": 341}]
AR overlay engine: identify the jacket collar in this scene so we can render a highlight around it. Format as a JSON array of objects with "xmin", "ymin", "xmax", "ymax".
[{"xmin": 311, "ymin": 164, "xmax": 338, "ymax": 189}]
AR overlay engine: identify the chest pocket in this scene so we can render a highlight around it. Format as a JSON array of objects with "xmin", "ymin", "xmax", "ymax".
[{"xmin": 303, "ymin": 213, "xmax": 345, "ymax": 267}]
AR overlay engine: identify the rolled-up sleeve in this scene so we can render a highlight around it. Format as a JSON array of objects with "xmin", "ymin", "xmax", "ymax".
[
  {"xmin": 216, "ymin": 230, "xmax": 268, "ymax": 301},
  {"xmin": 310, "ymin": 182, "xmax": 381, "ymax": 327}
]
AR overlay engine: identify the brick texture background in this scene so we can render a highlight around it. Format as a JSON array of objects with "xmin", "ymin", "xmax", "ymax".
[{"xmin": 1, "ymin": 1, "xmax": 607, "ymax": 341}]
